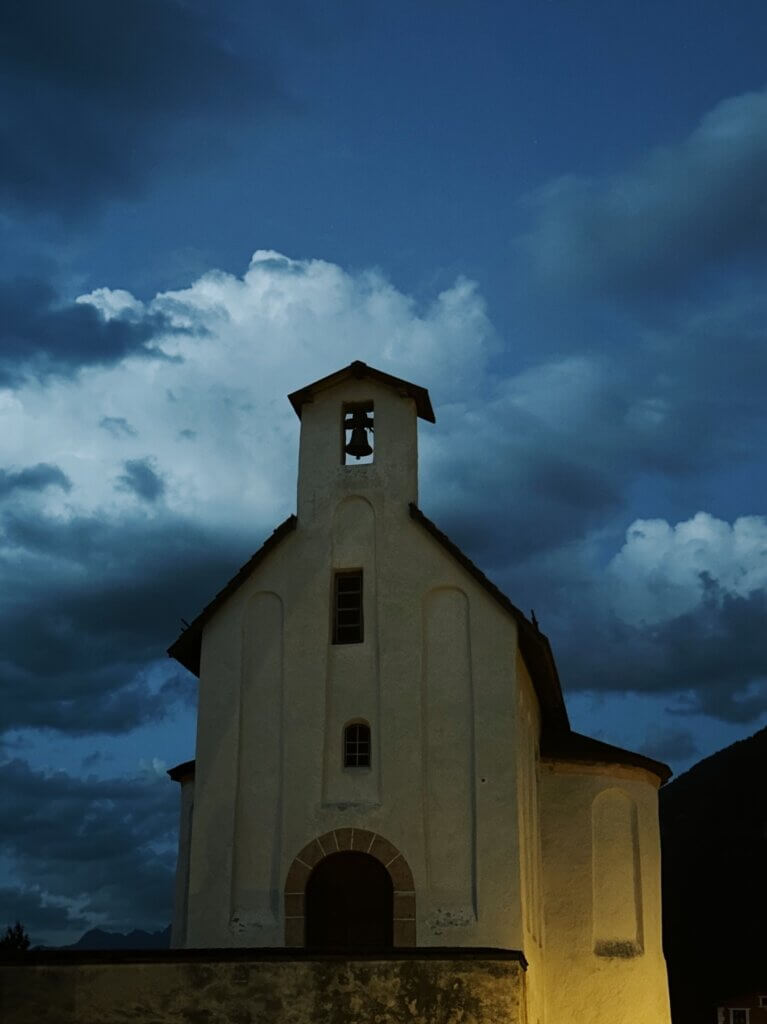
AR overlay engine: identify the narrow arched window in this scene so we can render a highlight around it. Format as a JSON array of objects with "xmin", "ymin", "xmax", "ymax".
[{"xmin": 344, "ymin": 722, "xmax": 371, "ymax": 768}]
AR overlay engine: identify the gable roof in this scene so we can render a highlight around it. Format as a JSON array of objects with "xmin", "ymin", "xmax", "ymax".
[
  {"xmin": 288, "ymin": 360, "xmax": 436, "ymax": 423},
  {"xmin": 540, "ymin": 730, "xmax": 672, "ymax": 784},
  {"xmin": 167, "ymin": 515, "xmax": 297, "ymax": 675},
  {"xmin": 167, "ymin": 504, "xmax": 670, "ymax": 784},
  {"xmin": 408, "ymin": 503, "xmax": 570, "ymax": 733}
]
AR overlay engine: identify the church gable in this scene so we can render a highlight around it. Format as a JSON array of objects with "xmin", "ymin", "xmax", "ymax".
[
  {"xmin": 164, "ymin": 360, "xmax": 672, "ymax": 1024},
  {"xmin": 167, "ymin": 514, "xmax": 297, "ymax": 676}
]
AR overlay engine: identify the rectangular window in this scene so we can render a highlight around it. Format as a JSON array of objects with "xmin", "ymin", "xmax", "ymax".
[
  {"xmin": 344, "ymin": 723, "xmax": 371, "ymax": 767},
  {"xmin": 333, "ymin": 570, "xmax": 363, "ymax": 644},
  {"xmin": 730, "ymin": 1010, "xmax": 749, "ymax": 1024}
]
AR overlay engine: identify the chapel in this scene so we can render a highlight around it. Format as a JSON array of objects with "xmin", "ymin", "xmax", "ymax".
[{"xmin": 167, "ymin": 360, "xmax": 672, "ymax": 1024}]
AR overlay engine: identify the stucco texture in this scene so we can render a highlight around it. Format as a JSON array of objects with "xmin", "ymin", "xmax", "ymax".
[
  {"xmin": 166, "ymin": 368, "xmax": 671, "ymax": 1024},
  {"xmin": 183, "ymin": 380, "xmax": 529, "ymax": 952},
  {"xmin": 0, "ymin": 953, "xmax": 526, "ymax": 1024},
  {"xmin": 539, "ymin": 763, "xmax": 671, "ymax": 1024}
]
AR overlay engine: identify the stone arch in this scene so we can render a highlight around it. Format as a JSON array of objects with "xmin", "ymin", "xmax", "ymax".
[{"xmin": 284, "ymin": 829, "xmax": 416, "ymax": 947}]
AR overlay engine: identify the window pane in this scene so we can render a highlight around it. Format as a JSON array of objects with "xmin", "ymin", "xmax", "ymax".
[
  {"xmin": 333, "ymin": 571, "xmax": 363, "ymax": 644},
  {"xmin": 337, "ymin": 576, "xmax": 361, "ymax": 593},
  {"xmin": 344, "ymin": 723, "xmax": 371, "ymax": 767}
]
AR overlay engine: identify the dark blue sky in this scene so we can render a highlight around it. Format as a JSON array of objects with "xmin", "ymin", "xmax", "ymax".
[{"xmin": 1, "ymin": 0, "xmax": 766, "ymax": 944}]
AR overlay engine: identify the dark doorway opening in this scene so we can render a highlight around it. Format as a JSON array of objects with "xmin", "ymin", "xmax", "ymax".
[{"xmin": 305, "ymin": 851, "xmax": 393, "ymax": 949}]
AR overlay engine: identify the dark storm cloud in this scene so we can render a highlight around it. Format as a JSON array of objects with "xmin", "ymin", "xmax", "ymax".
[
  {"xmin": 0, "ymin": 278, "xmax": 173, "ymax": 380},
  {"xmin": 425, "ymin": 282, "xmax": 767, "ymax": 582},
  {"xmin": 0, "ymin": 759, "xmax": 177, "ymax": 941},
  {"xmin": 100, "ymin": 416, "xmax": 137, "ymax": 439},
  {"xmin": 0, "ymin": 508, "xmax": 247, "ymax": 734},
  {"xmin": 0, "ymin": 885, "xmax": 90, "ymax": 942},
  {"xmin": 0, "ymin": 463, "xmax": 71, "ymax": 499},
  {"xmin": 0, "ymin": 0, "xmax": 283, "ymax": 219},
  {"xmin": 117, "ymin": 458, "xmax": 166, "ymax": 503},
  {"xmin": 524, "ymin": 90, "xmax": 767, "ymax": 301},
  {"xmin": 549, "ymin": 580, "xmax": 767, "ymax": 724},
  {"xmin": 428, "ymin": 440, "xmax": 622, "ymax": 566}
]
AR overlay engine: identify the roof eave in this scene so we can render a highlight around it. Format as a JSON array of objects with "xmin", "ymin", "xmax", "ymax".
[
  {"xmin": 408, "ymin": 503, "xmax": 570, "ymax": 732},
  {"xmin": 540, "ymin": 729, "xmax": 672, "ymax": 784},
  {"xmin": 288, "ymin": 360, "xmax": 436, "ymax": 423},
  {"xmin": 167, "ymin": 515, "xmax": 298, "ymax": 678}
]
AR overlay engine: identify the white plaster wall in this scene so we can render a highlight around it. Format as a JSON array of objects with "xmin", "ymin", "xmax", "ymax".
[
  {"xmin": 179, "ymin": 372, "xmax": 673, "ymax": 1024},
  {"xmin": 184, "ymin": 378, "xmax": 532, "ymax": 952},
  {"xmin": 230, "ymin": 591, "xmax": 284, "ymax": 936},
  {"xmin": 539, "ymin": 763, "xmax": 671, "ymax": 1024},
  {"xmin": 516, "ymin": 656, "xmax": 546, "ymax": 1024},
  {"xmin": 169, "ymin": 778, "xmax": 194, "ymax": 949}
]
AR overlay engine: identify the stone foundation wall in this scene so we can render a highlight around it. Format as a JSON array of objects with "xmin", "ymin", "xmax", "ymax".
[{"xmin": 0, "ymin": 949, "xmax": 527, "ymax": 1024}]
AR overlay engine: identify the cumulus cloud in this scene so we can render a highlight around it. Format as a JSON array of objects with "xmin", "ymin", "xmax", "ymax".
[
  {"xmin": 524, "ymin": 89, "xmax": 767, "ymax": 299},
  {"xmin": 607, "ymin": 513, "xmax": 767, "ymax": 625},
  {"xmin": 1, "ymin": 235, "xmax": 765, "ymax": 935},
  {"xmin": 0, "ymin": 277, "xmax": 175, "ymax": 382},
  {"xmin": 1, "ymin": 251, "xmax": 764, "ymax": 746},
  {"xmin": 0, "ymin": 253, "xmax": 497, "ymax": 737},
  {"xmin": 524, "ymin": 513, "xmax": 767, "ymax": 724}
]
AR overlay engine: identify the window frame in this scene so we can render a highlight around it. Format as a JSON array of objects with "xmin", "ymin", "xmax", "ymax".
[
  {"xmin": 343, "ymin": 720, "xmax": 372, "ymax": 769},
  {"xmin": 730, "ymin": 1009, "xmax": 750, "ymax": 1024},
  {"xmin": 332, "ymin": 569, "xmax": 364, "ymax": 645},
  {"xmin": 341, "ymin": 401, "xmax": 374, "ymax": 465}
]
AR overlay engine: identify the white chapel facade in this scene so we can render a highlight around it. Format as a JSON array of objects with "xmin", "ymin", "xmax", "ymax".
[{"xmin": 168, "ymin": 361, "xmax": 672, "ymax": 1024}]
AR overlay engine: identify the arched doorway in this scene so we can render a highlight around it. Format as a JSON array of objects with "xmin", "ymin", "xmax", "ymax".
[
  {"xmin": 284, "ymin": 828, "xmax": 416, "ymax": 947},
  {"xmin": 305, "ymin": 851, "xmax": 393, "ymax": 949}
]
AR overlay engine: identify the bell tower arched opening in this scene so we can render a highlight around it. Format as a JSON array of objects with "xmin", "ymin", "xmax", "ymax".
[{"xmin": 305, "ymin": 851, "xmax": 393, "ymax": 949}]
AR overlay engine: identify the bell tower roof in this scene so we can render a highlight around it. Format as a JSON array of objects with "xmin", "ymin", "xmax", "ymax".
[{"xmin": 288, "ymin": 360, "xmax": 436, "ymax": 423}]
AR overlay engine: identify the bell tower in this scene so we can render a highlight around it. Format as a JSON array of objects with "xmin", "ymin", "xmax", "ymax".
[{"xmin": 288, "ymin": 360, "xmax": 435, "ymax": 526}]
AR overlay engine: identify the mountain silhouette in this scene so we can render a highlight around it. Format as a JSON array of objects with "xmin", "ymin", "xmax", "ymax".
[
  {"xmin": 660, "ymin": 726, "xmax": 767, "ymax": 1023},
  {"xmin": 64, "ymin": 925, "xmax": 170, "ymax": 950}
]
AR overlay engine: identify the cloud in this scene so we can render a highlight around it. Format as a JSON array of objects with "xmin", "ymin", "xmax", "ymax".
[
  {"xmin": 1, "ymin": 250, "xmax": 764, "ymax": 742},
  {"xmin": 99, "ymin": 417, "xmax": 137, "ymax": 439},
  {"xmin": 0, "ymin": 509, "xmax": 238, "ymax": 735},
  {"xmin": 116, "ymin": 458, "xmax": 166, "ymax": 503},
  {"xmin": 606, "ymin": 513, "xmax": 767, "ymax": 626},
  {"xmin": 0, "ymin": 0, "xmax": 286, "ymax": 220},
  {"xmin": 638, "ymin": 726, "xmax": 700, "ymax": 765},
  {"xmin": 0, "ymin": 758, "xmax": 176, "ymax": 943},
  {"xmin": 523, "ymin": 89, "xmax": 767, "ymax": 301},
  {"xmin": 1, "ymin": 236, "xmax": 765, "ymax": 938},
  {"xmin": 526, "ymin": 514, "xmax": 767, "ymax": 724},
  {"xmin": 0, "ymin": 278, "xmax": 175, "ymax": 382},
  {"xmin": 0, "ymin": 463, "xmax": 71, "ymax": 499}
]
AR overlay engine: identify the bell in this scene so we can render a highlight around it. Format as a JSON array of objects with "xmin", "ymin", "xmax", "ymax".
[
  {"xmin": 345, "ymin": 425, "xmax": 373, "ymax": 459},
  {"xmin": 344, "ymin": 408, "xmax": 373, "ymax": 459}
]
